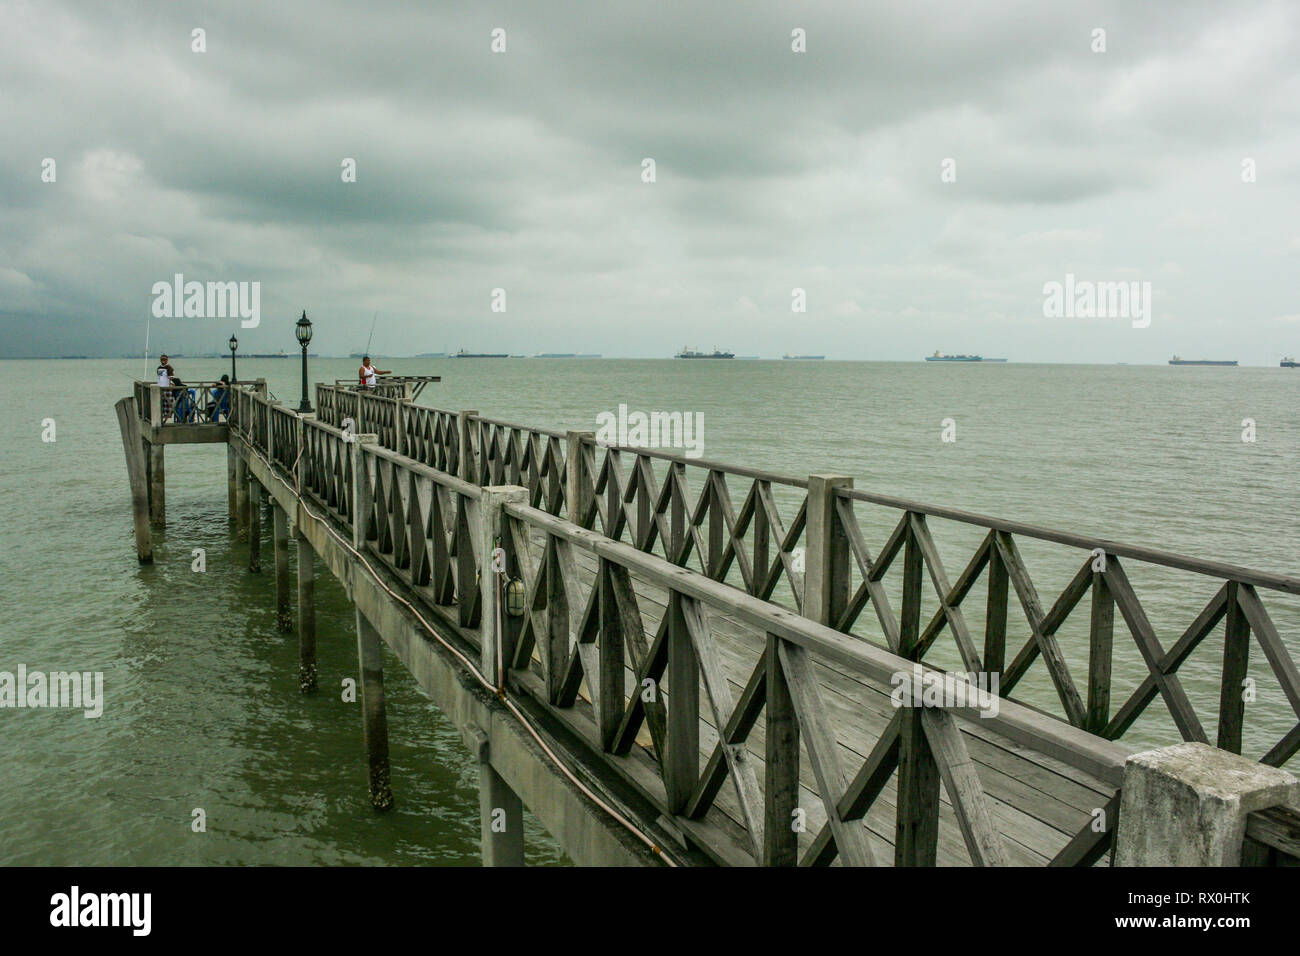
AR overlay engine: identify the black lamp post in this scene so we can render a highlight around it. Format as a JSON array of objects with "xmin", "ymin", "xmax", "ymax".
[
  {"xmin": 295, "ymin": 310, "xmax": 313, "ymax": 413},
  {"xmin": 228, "ymin": 334, "xmax": 238, "ymax": 382}
]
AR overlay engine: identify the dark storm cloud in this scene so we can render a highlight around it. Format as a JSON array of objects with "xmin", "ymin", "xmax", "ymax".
[{"xmin": 2, "ymin": 0, "xmax": 1298, "ymax": 361}]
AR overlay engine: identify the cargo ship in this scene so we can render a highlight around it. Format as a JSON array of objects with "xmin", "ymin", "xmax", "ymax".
[
  {"xmin": 924, "ymin": 351, "xmax": 1006, "ymax": 362},
  {"xmin": 675, "ymin": 346, "xmax": 734, "ymax": 359},
  {"xmin": 1168, "ymin": 356, "xmax": 1237, "ymax": 366},
  {"xmin": 455, "ymin": 349, "xmax": 508, "ymax": 358},
  {"xmin": 1282, "ymin": 356, "xmax": 1297, "ymax": 368},
  {"xmin": 782, "ymin": 354, "xmax": 825, "ymax": 360}
]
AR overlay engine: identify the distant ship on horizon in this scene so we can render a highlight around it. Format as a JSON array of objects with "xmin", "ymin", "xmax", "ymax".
[
  {"xmin": 924, "ymin": 351, "xmax": 1006, "ymax": 363},
  {"xmin": 1282, "ymin": 356, "xmax": 1297, "ymax": 368},
  {"xmin": 1169, "ymin": 355, "xmax": 1238, "ymax": 366},
  {"xmin": 676, "ymin": 346, "xmax": 734, "ymax": 359},
  {"xmin": 455, "ymin": 349, "xmax": 508, "ymax": 358},
  {"xmin": 782, "ymin": 353, "xmax": 825, "ymax": 360}
]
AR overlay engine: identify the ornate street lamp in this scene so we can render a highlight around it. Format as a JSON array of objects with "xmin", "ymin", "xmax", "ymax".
[
  {"xmin": 228, "ymin": 334, "xmax": 238, "ymax": 382},
  {"xmin": 295, "ymin": 310, "xmax": 313, "ymax": 413}
]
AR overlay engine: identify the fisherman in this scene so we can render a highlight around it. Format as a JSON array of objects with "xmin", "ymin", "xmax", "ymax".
[
  {"xmin": 206, "ymin": 374, "xmax": 231, "ymax": 422},
  {"xmin": 358, "ymin": 355, "xmax": 390, "ymax": 390},
  {"xmin": 156, "ymin": 354, "xmax": 176, "ymax": 420}
]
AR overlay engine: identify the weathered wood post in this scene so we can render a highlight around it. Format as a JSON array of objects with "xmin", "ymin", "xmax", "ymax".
[
  {"xmin": 1217, "ymin": 581, "xmax": 1250, "ymax": 753},
  {"xmin": 227, "ymin": 444, "xmax": 239, "ymax": 523},
  {"xmin": 670, "ymin": 461, "xmax": 685, "ymax": 561},
  {"xmin": 147, "ymin": 442, "xmax": 165, "ymax": 527},
  {"xmin": 466, "ymin": 724, "xmax": 525, "ymax": 866},
  {"xmin": 296, "ymin": 530, "xmax": 317, "ymax": 692},
  {"xmin": 664, "ymin": 589, "xmax": 698, "ymax": 814},
  {"xmin": 395, "ymin": 397, "xmax": 407, "ymax": 457},
  {"xmin": 804, "ymin": 475, "xmax": 853, "ymax": 628},
  {"xmin": 273, "ymin": 504, "xmax": 291, "ymax": 632},
  {"xmin": 114, "ymin": 397, "xmax": 152, "ymax": 563},
  {"xmin": 1115, "ymin": 742, "xmax": 1300, "ymax": 865},
  {"xmin": 1087, "ymin": 565, "xmax": 1114, "ymax": 734},
  {"xmin": 349, "ymin": 434, "xmax": 392, "ymax": 809},
  {"xmin": 707, "ymin": 470, "xmax": 724, "ymax": 578},
  {"xmin": 458, "ymin": 410, "xmax": 479, "ymax": 482},
  {"xmin": 565, "ymin": 431, "xmax": 594, "ymax": 528},
  {"xmin": 896, "ymin": 511, "xmax": 939, "ymax": 866},
  {"xmin": 247, "ymin": 479, "xmax": 261, "ymax": 573},
  {"xmin": 763, "ymin": 632, "xmax": 799, "ymax": 866},
  {"xmin": 479, "ymin": 486, "xmax": 528, "ymax": 683},
  {"xmin": 234, "ymin": 454, "xmax": 249, "ymax": 541}
]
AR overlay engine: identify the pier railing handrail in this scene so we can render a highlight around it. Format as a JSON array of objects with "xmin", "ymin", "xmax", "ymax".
[
  {"xmin": 181, "ymin": 384, "xmax": 1300, "ymax": 864},
  {"xmin": 292, "ymin": 388, "xmax": 1300, "ymax": 773},
  {"xmin": 494, "ymin": 496, "xmax": 1130, "ymax": 865},
  {"xmin": 504, "ymin": 499, "xmax": 1131, "ymax": 780},
  {"xmin": 837, "ymin": 486, "xmax": 1300, "ymax": 595}
]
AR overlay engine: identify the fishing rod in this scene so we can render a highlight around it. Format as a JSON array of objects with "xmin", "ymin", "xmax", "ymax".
[{"xmin": 365, "ymin": 311, "xmax": 378, "ymax": 357}]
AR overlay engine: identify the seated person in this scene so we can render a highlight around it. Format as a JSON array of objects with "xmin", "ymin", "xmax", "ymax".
[{"xmin": 207, "ymin": 375, "xmax": 231, "ymax": 422}]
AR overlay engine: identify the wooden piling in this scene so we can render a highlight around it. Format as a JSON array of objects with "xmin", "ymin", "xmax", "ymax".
[
  {"xmin": 147, "ymin": 442, "xmax": 165, "ymax": 527},
  {"xmin": 114, "ymin": 397, "xmax": 152, "ymax": 563},
  {"xmin": 274, "ymin": 504, "xmax": 291, "ymax": 632},
  {"xmin": 296, "ymin": 530, "xmax": 318, "ymax": 693},
  {"xmin": 247, "ymin": 480, "xmax": 261, "ymax": 572},
  {"xmin": 234, "ymin": 454, "xmax": 249, "ymax": 541},
  {"xmin": 355, "ymin": 609, "xmax": 393, "ymax": 810},
  {"xmin": 227, "ymin": 444, "xmax": 238, "ymax": 523}
]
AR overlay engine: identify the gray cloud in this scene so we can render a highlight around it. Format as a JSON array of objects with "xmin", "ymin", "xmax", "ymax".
[{"xmin": 2, "ymin": 0, "xmax": 1298, "ymax": 362}]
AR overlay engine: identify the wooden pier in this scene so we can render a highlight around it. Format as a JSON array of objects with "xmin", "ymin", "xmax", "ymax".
[{"xmin": 114, "ymin": 379, "xmax": 1300, "ymax": 866}]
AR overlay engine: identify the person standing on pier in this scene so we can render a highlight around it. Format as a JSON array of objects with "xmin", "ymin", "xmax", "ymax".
[
  {"xmin": 358, "ymin": 355, "xmax": 389, "ymax": 390},
  {"xmin": 156, "ymin": 354, "xmax": 176, "ymax": 419}
]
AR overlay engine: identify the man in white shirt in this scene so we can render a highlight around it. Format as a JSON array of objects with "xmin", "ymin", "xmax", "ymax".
[{"xmin": 358, "ymin": 355, "xmax": 390, "ymax": 389}]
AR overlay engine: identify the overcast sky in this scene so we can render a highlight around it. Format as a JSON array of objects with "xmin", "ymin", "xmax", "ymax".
[{"xmin": 2, "ymin": 0, "xmax": 1298, "ymax": 362}]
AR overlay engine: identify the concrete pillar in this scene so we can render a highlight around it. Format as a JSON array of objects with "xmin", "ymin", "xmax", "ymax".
[
  {"xmin": 234, "ymin": 454, "xmax": 249, "ymax": 541},
  {"xmin": 466, "ymin": 724, "xmax": 524, "ymax": 866},
  {"xmin": 478, "ymin": 486, "xmax": 528, "ymax": 683},
  {"xmin": 355, "ymin": 610, "xmax": 393, "ymax": 810},
  {"xmin": 804, "ymin": 475, "xmax": 853, "ymax": 627},
  {"xmin": 274, "ymin": 504, "xmax": 291, "ymax": 632},
  {"xmin": 565, "ymin": 431, "xmax": 594, "ymax": 527},
  {"xmin": 147, "ymin": 442, "xmax": 165, "ymax": 527},
  {"xmin": 458, "ymin": 410, "xmax": 479, "ymax": 482},
  {"xmin": 114, "ymin": 397, "xmax": 152, "ymax": 563},
  {"xmin": 1115, "ymin": 741, "xmax": 1300, "ymax": 866},
  {"xmin": 227, "ymin": 444, "xmax": 239, "ymax": 523},
  {"xmin": 247, "ymin": 480, "xmax": 261, "ymax": 573},
  {"xmin": 296, "ymin": 531, "xmax": 317, "ymax": 693}
]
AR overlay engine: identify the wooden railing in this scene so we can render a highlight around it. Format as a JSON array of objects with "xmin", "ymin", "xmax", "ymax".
[
  {"xmin": 494, "ymin": 499, "xmax": 1129, "ymax": 866},
  {"xmin": 1242, "ymin": 805, "xmax": 1300, "ymax": 865},
  {"xmin": 223, "ymin": 388, "xmax": 1300, "ymax": 863},
  {"xmin": 828, "ymin": 486, "xmax": 1300, "ymax": 769},
  {"xmin": 133, "ymin": 380, "xmax": 253, "ymax": 426},
  {"xmin": 307, "ymin": 390, "xmax": 1300, "ymax": 773}
]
